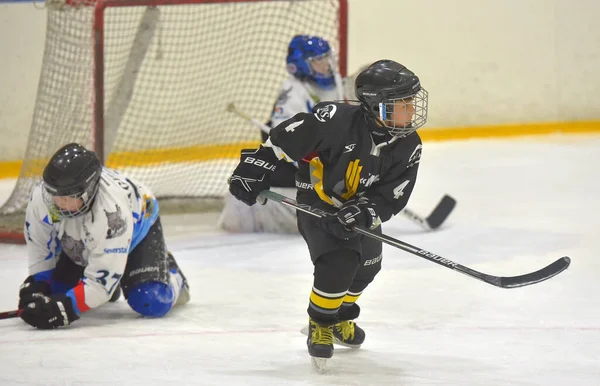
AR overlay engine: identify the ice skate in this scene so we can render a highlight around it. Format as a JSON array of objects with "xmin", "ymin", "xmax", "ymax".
[
  {"xmin": 306, "ymin": 318, "xmax": 334, "ymax": 373},
  {"xmin": 301, "ymin": 319, "xmax": 365, "ymax": 348},
  {"xmin": 333, "ymin": 320, "xmax": 365, "ymax": 348}
]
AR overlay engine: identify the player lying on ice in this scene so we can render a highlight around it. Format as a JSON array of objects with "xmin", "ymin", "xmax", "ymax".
[
  {"xmin": 18, "ymin": 143, "xmax": 190, "ymax": 329},
  {"xmin": 228, "ymin": 59, "xmax": 428, "ymax": 370}
]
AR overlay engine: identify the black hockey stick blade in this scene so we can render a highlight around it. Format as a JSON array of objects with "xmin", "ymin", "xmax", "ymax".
[
  {"xmin": 258, "ymin": 190, "xmax": 571, "ymax": 289},
  {"xmin": 401, "ymin": 195, "xmax": 456, "ymax": 230},
  {"xmin": 497, "ymin": 256, "xmax": 571, "ymax": 288},
  {"xmin": 425, "ymin": 195, "xmax": 457, "ymax": 229}
]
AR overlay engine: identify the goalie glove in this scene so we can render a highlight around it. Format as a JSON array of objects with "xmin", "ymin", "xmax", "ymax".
[
  {"xmin": 229, "ymin": 146, "xmax": 278, "ymax": 206},
  {"xmin": 20, "ymin": 293, "xmax": 79, "ymax": 330},
  {"xmin": 317, "ymin": 196, "xmax": 381, "ymax": 240}
]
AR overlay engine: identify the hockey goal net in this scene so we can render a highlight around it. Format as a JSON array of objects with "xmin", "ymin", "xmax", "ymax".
[{"xmin": 0, "ymin": 0, "xmax": 348, "ymax": 242}]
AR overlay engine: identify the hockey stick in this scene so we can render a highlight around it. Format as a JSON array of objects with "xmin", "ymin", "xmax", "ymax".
[
  {"xmin": 401, "ymin": 195, "xmax": 456, "ymax": 230},
  {"xmin": 0, "ymin": 310, "xmax": 21, "ymax": 320},
  {"xmin": 226, "ymin": 103, "xmax": 272, "ymax": 134},
  {"xmin": 258, "ymin": 190, "xmax": 571, "ymax": 289}
]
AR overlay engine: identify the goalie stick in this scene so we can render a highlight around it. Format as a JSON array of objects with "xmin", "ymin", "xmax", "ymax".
[
  {"xmin": 227, "ymin": 102, "xmax": 456, "ymax": 231},
  {"xmin": 258, "ymin": 190, "xmax": 571, "ymax": 289},
  {"xmin": 226, "ymin": 102, "xmax": 272, "ymax": 134}
]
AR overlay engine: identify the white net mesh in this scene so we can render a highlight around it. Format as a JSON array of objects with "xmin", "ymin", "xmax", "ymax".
[{"xmin": 0, "ymin": 0, "xmax": 345, "ymax": 237}]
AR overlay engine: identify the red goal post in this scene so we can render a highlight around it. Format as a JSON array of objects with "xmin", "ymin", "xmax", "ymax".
[{"xmin": 0, "ymin": 0, "xmax": 348, "ymax": 243}]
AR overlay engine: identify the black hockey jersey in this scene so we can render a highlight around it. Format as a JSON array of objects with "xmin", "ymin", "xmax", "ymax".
[{"xmin": 266, "ymin": 102, "xmax": 422, "ymax": 222}]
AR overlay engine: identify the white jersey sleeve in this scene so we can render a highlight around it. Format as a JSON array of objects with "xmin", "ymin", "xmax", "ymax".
[{"xmin": 25, "ymin": 183, "xmax": 61, "ymax": 277}]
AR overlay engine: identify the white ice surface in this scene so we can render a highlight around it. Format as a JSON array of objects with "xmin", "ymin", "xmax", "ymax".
[{"xmin": 0, "ymin": 135, "xmax": 599, "ymax": 385}]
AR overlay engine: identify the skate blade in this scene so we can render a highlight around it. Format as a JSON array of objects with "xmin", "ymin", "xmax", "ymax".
[
  {"xmin": 176, "ymin": 285, "xmax": 191, "ymax": 306},
  {"xmin": 311, "ymin": 357, "xmax": 327, "ymax": 373},
  {"xmin": 300, "ymin": 325, "xmax": 309, "ymax": 336},
  {"xmin": 300, "ymin": 325, "xmax": 362, "ymax": 349}
]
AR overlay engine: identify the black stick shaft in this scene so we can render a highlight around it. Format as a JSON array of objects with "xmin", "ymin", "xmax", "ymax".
[{"xmin": 259, "ymin": 190, "xmax": 570, "ymax": 289}]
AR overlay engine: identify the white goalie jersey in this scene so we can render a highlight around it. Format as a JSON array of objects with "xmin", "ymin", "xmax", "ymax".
[{"xmin": 24, "ymin": 168, "xmax": 159, "ymax": 315}]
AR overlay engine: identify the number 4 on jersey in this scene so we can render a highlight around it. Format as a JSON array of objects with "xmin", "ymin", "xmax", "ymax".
[
  {"xmin": 393, "ymin": 180, "xmax": 410, "ymax": 199},
  {"xmin": 284, "ymin": 120, "xmax": 304, "ymax": 132}
]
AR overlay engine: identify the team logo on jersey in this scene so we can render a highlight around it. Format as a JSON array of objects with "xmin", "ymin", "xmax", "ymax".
[
  {"xmin": 408, "ymin": 144, "xmax": 422, "ymax": 167},
  {"xmin": 314, "ymin": 104, "xmax": 337, "ymax": 123},
  {"xmin": 61, "ymin": 234, "xmax": 86, "ymax": 265},
  {"xmin": 105, "ymin": 205, "xmax": 127, "ymax": 239}
]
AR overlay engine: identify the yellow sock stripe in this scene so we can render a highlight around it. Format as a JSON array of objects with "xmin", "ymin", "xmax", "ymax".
[
  {"xmin": 310, "ymin": 290, "xmax": 345, "ymax": 310},
  {"xmin": 342, "ymin": 293, "xmax": 361, "ymax": 304}
]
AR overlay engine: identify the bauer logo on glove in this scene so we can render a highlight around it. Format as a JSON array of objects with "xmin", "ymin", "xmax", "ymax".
[
  {"xmin": 228, "ymin": 146, "xmax": 279, "ymax": 206},
  {"xmin": 242, "ymin": 156, "xmax": 277, "ymax": 172}
]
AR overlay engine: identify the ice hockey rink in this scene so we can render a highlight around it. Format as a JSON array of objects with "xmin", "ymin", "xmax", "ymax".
[{"xmin": 0, "ymin": 135, "xmax": 598, "ymax": 386}]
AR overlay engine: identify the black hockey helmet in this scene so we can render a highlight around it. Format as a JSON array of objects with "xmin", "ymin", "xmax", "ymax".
[
  {"xmin": 355, "ymin": 60, "xmax": 428, "ymax": 137},
  {"xmin": 42, "ymin": 143, "xmax": 102, "ymax": 218}
]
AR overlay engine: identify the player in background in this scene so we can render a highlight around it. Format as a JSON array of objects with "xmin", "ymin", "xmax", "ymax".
[
  {"xmin": 18, "ymin": 143, "xmax": 190, "ymax": 329},
  {"xmin": 219, "ymin": 35, "xmax": 345, "ymax": 233},
  {"xmin": 228, "ymin": 60, "xmax": 428, "ymax": 369}
]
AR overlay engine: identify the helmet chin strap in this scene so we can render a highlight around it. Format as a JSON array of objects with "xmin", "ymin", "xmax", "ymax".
[{"xmin": 365, "ymin": 115, "xmax": 391, "ymax": 143}]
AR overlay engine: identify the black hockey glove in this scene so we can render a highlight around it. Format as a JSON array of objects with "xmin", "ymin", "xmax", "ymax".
[
  {"xmin": 317, "ymin": 197, "xmax": 381, "ymax": 240},
  {"xmin": 229, "ymin": 146, "xmax": 278, "ymax": 206},
  {"xmin": 18, "ymin": 275, "xmax": 51, "ymax": 310},
  {"xmin": 20, "ymin": 293, "xmax": 79, "ymax": 329}
]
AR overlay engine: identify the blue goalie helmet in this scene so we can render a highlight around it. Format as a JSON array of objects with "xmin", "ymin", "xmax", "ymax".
[{"xmin": 286, "ymin": 35, "xmax": 335, "ymax": 88}]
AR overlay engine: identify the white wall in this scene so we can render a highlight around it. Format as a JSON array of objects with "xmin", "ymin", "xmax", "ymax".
[
  {"xmin": 0, "ymin": 4, "xmax": 46, "ymax": 161},
  {"xmin": 1, "ymin": 0, "xmax": 599, "ymax": 161},
  {"xmin": 347, "ymin": 0, "xmax": 600, "ymax": 127}
]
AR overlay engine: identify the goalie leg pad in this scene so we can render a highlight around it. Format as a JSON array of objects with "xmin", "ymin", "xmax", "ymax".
[
  {"xmin": 126, "ymin": 281, "xmax": 174, "ymax": 317},
  {"xmin": 219, "ymin": 187, "xmax": 298, "ymax": 233}
]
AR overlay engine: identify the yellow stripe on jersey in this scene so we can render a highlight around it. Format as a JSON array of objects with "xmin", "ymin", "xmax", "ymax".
[
  {"xmin": 309, "ymin": 290, "xmax": 345, "ymax": 311},
  {"xmin": 342, "ymin": 159, "xmax": 362, "ymax": 200},
  {"xmin": 309, "ymin": 157, "xmax": 363, "ymax": 205},
  {"xmin": 309, "ymin": 157, "xmax": 335, "ymax": 206}
]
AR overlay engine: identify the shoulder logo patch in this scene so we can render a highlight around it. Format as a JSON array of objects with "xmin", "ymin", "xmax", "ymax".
[
  {"xmin": 314, "ymin": 104, "xmax": 337, "ymax": 123},
  {"xmin": 408, "ymin": 144, "xmax": 422, "ymax": 167}
]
